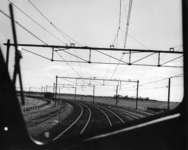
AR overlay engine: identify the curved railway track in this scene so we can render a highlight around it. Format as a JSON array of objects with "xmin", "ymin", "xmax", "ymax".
[
  {"xmin": 107, "ymin": 105, "xmax": 153, "ymax": 119},
  {"xmin": 84, "ymin": 102, "xmax": 125, "ymax": 125},
  {"xmin": 52, "ymin": 103, "xmax": 84, "ymax": 141},
  {"xmin": 34, "ymin": 99, "xmax": 153, "ymax": 142}
]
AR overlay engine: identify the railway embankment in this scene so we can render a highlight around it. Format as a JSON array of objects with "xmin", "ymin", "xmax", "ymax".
[{"xmin": 17, "ymin": 96, "xmax": 51, "ymax": 112}]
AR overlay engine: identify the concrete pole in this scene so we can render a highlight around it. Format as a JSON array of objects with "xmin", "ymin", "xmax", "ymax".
[
  {"xmin": 93, "ymin": 85, "xmax": 95, "ymax": 103},
  {"xmin": 53, "ymin": 83, "xmax": 55, "ymax": 105},
  {"xmin": 55, "ymin": 76, "xmax": 58, "ymax": 105},
  {"xmin": 29, "ymin": 87, "xmax": 31, "ymax": 96},
  {"xmin": 116, "ymin": 85, "xmax": 119, "ymax": 107},
  {"xmin": 136, "ymin": 80, "xmax": 139, "ymax": 110},
  {"xmin": 43, "ymin": 87, "xmax": 45, "ymax": 97},
  {"xmin": 75, "ymin": 87, "xmax": 77, "ymax": 101},
  {"xmin": 59, "ymin": 87, "xmax": 60, "ymax": 99},
  {"xmin": 53, "ymin": 83, "xmax": 55, "ymax": 95},
  {"xmin": 167, "ymin": 78, "xmax": 171, "ymax": 110},
  {"xmin": 41, "ymin": 86, "xmax": 43, "ymax": 97}
]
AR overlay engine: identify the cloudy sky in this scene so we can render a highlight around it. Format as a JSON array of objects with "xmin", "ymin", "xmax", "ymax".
[{"xmin": 0, "ymin": 0, "xmax": 183, "ymax": 102}]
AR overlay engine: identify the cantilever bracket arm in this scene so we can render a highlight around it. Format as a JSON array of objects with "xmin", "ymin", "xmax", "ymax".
[
  {"xmin": 160, "ymin": 55, "xmax": 183, "ymax": 66},
  {"xmin": 55, "ymin": 48, "xmax": 88, "ymax": 62},
  {"xmin": 94, "ymin": 49, "xmax": 128, "ymax": 64},
  {"xmin": 57, "ymin": 76, "xmax": 137, "ymax": 83},
  {"xmin": 131, "ymin": 52, "xmax": 156, "ymax": 65}
]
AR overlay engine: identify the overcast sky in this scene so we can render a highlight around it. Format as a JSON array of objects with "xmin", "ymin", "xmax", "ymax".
[{"xmin": 0, "ymin": 0, "xmax": 183, "ymax": 102}]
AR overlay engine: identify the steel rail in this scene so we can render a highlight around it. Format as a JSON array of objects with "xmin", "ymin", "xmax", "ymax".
[
  {"xmin": 89, "ymin": 104, "xmax": 112, "ymax": 127},
  {"xmin": 135, "ymin": 109, "xmax": 154, "ymax": 116},
  {"xmin": 84, "ymin": 113, "xmax": 180, "ymax": 142},
  {"xmin": 79, "ymin": 103, "xmax": 92, "ymax": 134},
  {"xmin": 52, "ymin": 103, "xmax": 83, "ymax": 141},
  {"xmin": 116, "ymin": 110, "xmax": 141, "ymax": 120},
  {"xmin": 108, "ymin": 106, "xmax": 146, "ymax": 119},
  {"xmin": 95, "ymin": 105, "xmax": 125, "ymax": 123},
  {"xmin": 117, "ymin": 109, "xmax": 147, "ymax": 118},
  {"xmin": 85, "ymin": 102, "xmax": 124, "ymax": 124}
]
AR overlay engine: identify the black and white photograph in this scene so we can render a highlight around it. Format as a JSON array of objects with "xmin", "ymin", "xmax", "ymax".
[{"xmin": 0, "ymin": 0, "xmax": 186, "ymax": 149}]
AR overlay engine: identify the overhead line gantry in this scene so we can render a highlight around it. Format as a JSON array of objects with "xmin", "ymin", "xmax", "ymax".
[
  {"xmin": 4, "ymin": 42, "xmax": 183, "ymax": 68},
  {"xmin": 55, "ymin": 76, "xmax": 139, "ymax": 108}
]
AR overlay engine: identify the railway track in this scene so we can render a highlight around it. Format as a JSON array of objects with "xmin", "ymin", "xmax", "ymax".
[
  {"xmin": 52, "ymin": 100, "xmax": 118, "ymax": 141},
  {"xmin": 107, "ymin": 105, "xmax": 153, "ymax": 119},
  {"xmin": 34, "ymin": 99, "xmax": 153, "ymax": 142},
  {"xmin": 84, "ymin": 102, "xmax": 125, "ymax": 125},
  {"xmin": 50, "ymin": 100, "xmax": 127, "ymax": 141}
]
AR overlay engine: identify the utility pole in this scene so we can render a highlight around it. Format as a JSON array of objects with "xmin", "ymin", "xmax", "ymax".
[
  {"xmin": 46, "ymin": 85, "xmax": 48, "ymax": 93},
  {"xmin": 59, "ymin": 87, "xmax": 60, "ymax": 99},
  {"xmin": 119, "ymin": 81, "xmax": 121, "ymax": 90},
  {"xmin": 116, "ymin": 85, "xmax": 119, "ymax": 107},
  {"xmin": 93, "ymin": 85, "xmax": 95, "ymax": 103},
  {"xmin": 41, "ymin": 86, "xmax": 43, "ymax": 97},
  {"xmin": 43, "ymin": 87, "xmax": 45, "ymax": 97},
  {"xmin": 136, "ymin": 80, "xmax": 139, "ymax": 110},
  {"xmin": 53, "ymin": 83, "xmax": 55, "ymax": 105},
  {"xmin": 167, "ymin": 78, "xmax": 171, "ymax": 110},
  {"xmin": 75, "ymin": 87, "xmax": 77, "ymax": 101},
  {"xmin": 29, "ymin": 87, "xmax": 31, "ymax": 96},
  {"xmin": 55, "ymin": 76, "xmax": 58, "ymax": 105},
  {"xmin": 53, "ymin": 83, "xmax": 55, "ymax": 95}
]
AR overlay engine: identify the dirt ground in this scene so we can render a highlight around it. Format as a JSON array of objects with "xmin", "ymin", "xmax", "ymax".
[{"xmin": 21, "ymin": 99, "xmax": 73, "ymax": 139}]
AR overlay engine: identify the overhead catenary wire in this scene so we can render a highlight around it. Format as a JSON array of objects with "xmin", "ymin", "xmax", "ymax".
[
  {"xmin": 0, "ymin": 8, "xmax": 86, "ymax": 80},
  {"xmin": 28, "ymin": 0, "xmax": 81, "ymax": 46},
  {"xmin": 172, "ymin": 44, "xmax": 183, "ymax": 49},
  {"xmin": 2, "ymin": 1, "xmax": 183, "ymax": 89},
  {"xmin": 121, "ymin": 73, "xmax": 183, "ymax": 90},
  {"xmin": 23, "ymin": 0, "xmax": 82, "ymax": 79},
  {"xmin": 21, "ymin": 48, "xmax": 51, "ymax": 60},
  {"xmin": 54, "ymin": 25, "xmax": 82, "ymax": 46},
  {"xmin": 175, "ymin": 46, "xmax": 183, "ymax": 51},
  {"xmin": 8, "ymin": 0, "xmax": 67, "ymax": 45},
  {"xmin": 110, "ymin": 0, "xmax": 133, "ymax": 80},
  {"xmin": 124, "ymin": 84, "xmax": 184, "ymax": 91},
  {"xmin": 109, "ymin": 0, "xmax": 184, "ymax": 81},
  {"xmin": 41, "ymin": 16, "xmax": 47, "ymax": 43},
  {"xmin": 103, "ymin": 0, "xmax": 123, "ymax": 79},
  {"xmin": 140, "ymin": 73, "xmax": 183, "ymax": 87},
  {"xmin": 112, "ymin": 0, "xmax": 122, "ymax": 47},
  {"xmin": 27, "ymin": 0, "xmax": 85, "ymax": 79},
  {"xmin": 124, "ymin": 0, "xmax": 133, "ymax": 49},
  {"xmin": 121, "ymin": 28, "xmax": 149, "ymax": 50},
  {"xmin": 160, "ymin": 55, "xmax": 183, "ymax": 66},
  {"xmin": 55, "ymin": 51, "xmax": 82, "ymax": 78},
  {"xmin": 0, "ymin": 9, "xmax": 47, "ymax": 44},
  {"xmin": 122, "ymin": 42, "xmax": 182, "ymax": 84},
  {"xmin": 55, "ymin": 51, "xmax": 89, "ymax": 84}
]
